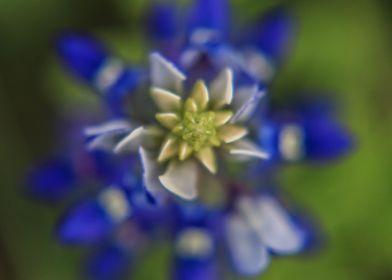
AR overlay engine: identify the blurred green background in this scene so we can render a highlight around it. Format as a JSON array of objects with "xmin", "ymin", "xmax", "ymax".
[{"xmin": 0, "ymin": 0, "xmax": 391, "ymax": 279}]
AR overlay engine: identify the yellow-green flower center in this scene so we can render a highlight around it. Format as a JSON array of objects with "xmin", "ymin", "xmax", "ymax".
[{"xmin": 172, "ymin": 111, "xmax": 219, "ymax": 151}]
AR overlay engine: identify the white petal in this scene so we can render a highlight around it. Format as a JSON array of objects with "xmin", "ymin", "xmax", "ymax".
[
  {"xmin": 180, "ymin": 49, "xmax": 201, "ymax": 69},
  {"xmin": 175, "ymin": 228, "xmax": 214, "ymax": 259},
  {"xmin": 218, "ymin": 125, "xmax": 248, "ymax": 143},
  {"xmin": 139, "ymin": 147, "xmax": 166, "ymax": 203},
  {"xmin": 114, "ymin": 126, "xmax": 145, "ymax": 153},
  {"xmin": 150, "ymin": 52, "xmax": 186, "ymax": 93},
  {"xmin": 159, "ymin": 160, "xmax": 198, "ymax": 200},
  {"xmin": 99, "ymin": 187, "xmax": 131, "ymax": 223},
  {"xmin": 228, "ymin": 140, "xmax": 269, "ymax": 160},
  {"xmin": 225, "ymin": 213, "xmax": 270, "ymax": 276},
  {"xmin": 239, "ymin": 196, "xmax": 306, "ymax": 254},
  {"xmin": 209, "ymin": 68, "xmax": 233, "ymax": 108},
  {"xmin": 242, "ymin": 50, "xmax": 275, "ymax": 83},
  {"xmin": 94, "ymin": 58, "xmax": 125, "ymax": 92},
  {"xmin": 259, "ymin": 196, "xmax": 306, "ymax": 254},
  {"xmin": 87, "ymin": 129, "xmax": 132, "ymax": 151},
  {"xmin": 151, "ymin": 87, "xmax": 182, "ymax": 112},
  {"xmin": 279, "ymin": 124, "xmax": 304, "ymax": 161},
  {"xmin": 84, "ymin": 120, "xmax": 131, "ymax": 136},
  {"xmin": 231, "ymin": 85, "xmax": 266, "ymax": 123}
]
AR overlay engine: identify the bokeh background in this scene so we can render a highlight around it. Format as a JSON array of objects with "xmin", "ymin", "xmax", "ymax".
[{"xmin": 0, "ymin": 0, "xmax": 391, "ymax": 279}]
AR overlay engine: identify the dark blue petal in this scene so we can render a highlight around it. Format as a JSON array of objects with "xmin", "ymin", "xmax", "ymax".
[
  {"xmin": 57, "ymin": 34, "xmax": 107, "ymax": 81},
  {"xmin": 27, "ymin": 157, "xmax": 75, "ymax": 201},
  {"xmin": 250, "ymin": 8, "xmax": 295, "ymax": 63},
  {"xmin": 57, "ymin": 200, "xmax": 113, "ymax": 244},
  {"xmin": 173, "ymin": 258, "xmax": 218, "ymax": 280},
  {"xmin": 187, "ymin": 0, "xmax": 230, "ymax": 39},
  {"xmin": 86, "ymin": 246, "xmax": 129, "ymax": 280},
  {"xmin": 147, "ymin": 4, "xmax": 177, "ymax": 40},
  {"xmin": 304, "ymin": 114, "xmax": 353, "ymax": 160}
]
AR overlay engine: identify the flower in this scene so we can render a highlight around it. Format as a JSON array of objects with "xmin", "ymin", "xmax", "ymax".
[
  {"xmin": 170, "ymin": 192, "xmax": 314, "ymax": 279},
  {"xmin": 259, "ymin": 99, "xmax": 353, "ymax": 163},
  {"xmin": 224, "ymin": 194, "xmax": 312, "ymax": 275},
  {"xmin": 106, "ymin": 53, "xmax": 269, "ymax": 201},
  {"xmin": 27, "ymin": 0, "xmax": 353, "ymax": 279}
]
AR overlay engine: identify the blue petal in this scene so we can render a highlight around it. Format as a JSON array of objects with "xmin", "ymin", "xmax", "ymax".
[
  {"xmin": 187, "ymin": 0, "xmax": 230, "ymax": 39},
  {"xmin": 249, "ymin": 8, "xmax": 295, "ymax": 63},
  {"xmin": 173, "ymin": 258, "xmax": 218, "ymax": 280},
  {"xmin": 303, "ymin": 114, "xmax": 353, "ymax": 160},
  {"xmin": 86, "ymin": 246, "xmax": 129, "ymax": 280},
  {"xmin": 57, "ymin": 34, "xmax": 107, "ymax": 81},
  {"xmin": 147, "ymin": 3, "xmax": 177, "ymax": 40},
  {"xmin": 57, "ymin": 200, "xmax": 113, "ymax": 244},
  {"xmin": 27, "ymin": 157, "xmax": 75, "ymax": 201}
]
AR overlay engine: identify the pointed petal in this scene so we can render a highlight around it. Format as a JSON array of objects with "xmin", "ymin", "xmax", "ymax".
[
  {"xmin": 191, "ymin": 80, "xmax": 209, "ymax": 110},
  {"xmin": 114, "ymin": 126, "xmax": 145, "ymax": 153},
  {"xmin": 185, "ymin": 98, "xmax": 198, "ymax": 113},
  {"xmin": 159, "ymin": 160, "xmax": 198, "ymax": 200},
  {"xmin": 151, "ymin": 87, "xmax": 182, "ymax": 112},
  {"xmin": 196, "ymin": 147, "xmax": 217, "ymax": 174},
  {"xmin": 178, "ymin": 142, "xmax": 193, "ymax": 161},
  {"xmin": 85, "ymin": 121, "xmax": 132, "ymax": 151},
  {"xmin": 84, "ymin": 120, "xmax": 131, "ymax": 137},
  {"xmin": 231, "ymin": 85, "xmax": 266, "ymax": 123},
  {"xmin": 218, "ymin": 125, "xmax": 247, "ymax": 143},
  {"xmin": 156, "ymin": 112, "xmax": 180, "ymax": 129},
  {"xmin": 209, "ymin": 68, "xmax": 233, "ymax": 109},
  {"xmin": 228, "ymin": 140, "xmax": 269, "ymax": 160},
  {"xmin": 139, "ymin": 147, "xmax": 166, "ymax": 202},
  {"xmin": 87, "ymin": 130, "xmax": 131, "ymax": 151},
  {"xmin": 225, "ymin": 213, "xmax": 270, "ymax": 276},
  {"xmin": 150, "ymin": 52, "xmax": 186, "ymax": 93},
  {"xmin": 158, "ymin": 137, "xmax": 178, "ymax": 162},
  {"xmin": 214, "ymin": 110, "xmax": 233, "ymax": 126}
]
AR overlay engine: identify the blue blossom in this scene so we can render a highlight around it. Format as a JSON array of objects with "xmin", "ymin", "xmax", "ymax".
[
  {"xmin": 259, "ymin": 99, "xmax": 353, "ymax": 162},
  {"xmin": 28, "ymin": 0, "xmax": 353, "ymax": 279}
]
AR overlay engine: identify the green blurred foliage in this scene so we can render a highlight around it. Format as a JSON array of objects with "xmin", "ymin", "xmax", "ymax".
[{"xmin": 0, "ymin": 0, "xmax": 391, "ymax": 279}]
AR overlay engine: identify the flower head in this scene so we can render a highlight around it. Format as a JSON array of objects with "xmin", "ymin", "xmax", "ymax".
[
  {"xmin": 27, "ymin": 0, "xmax": 353, "ymax": 279},
  {"xmin": 104, "ymin": 53, "xmax": 269, "ymax": 201}
]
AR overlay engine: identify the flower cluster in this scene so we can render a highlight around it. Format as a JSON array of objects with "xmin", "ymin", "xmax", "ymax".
[{"xmin": 28, "ymin": 1, "xmax": 352, "ymax": 279}]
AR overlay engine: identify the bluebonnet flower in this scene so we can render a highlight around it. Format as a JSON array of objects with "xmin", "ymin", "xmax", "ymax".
[
  {"xmin": 170, "ymin": 191, "xmax": 314, "ymax": 279},
  {"xmin": 259, "ymin": 99, "xmax": 353, "ymax": 163},
  {"xmin": 28, "ymin": 0, "xmax": 352, "ymax": 279}
]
